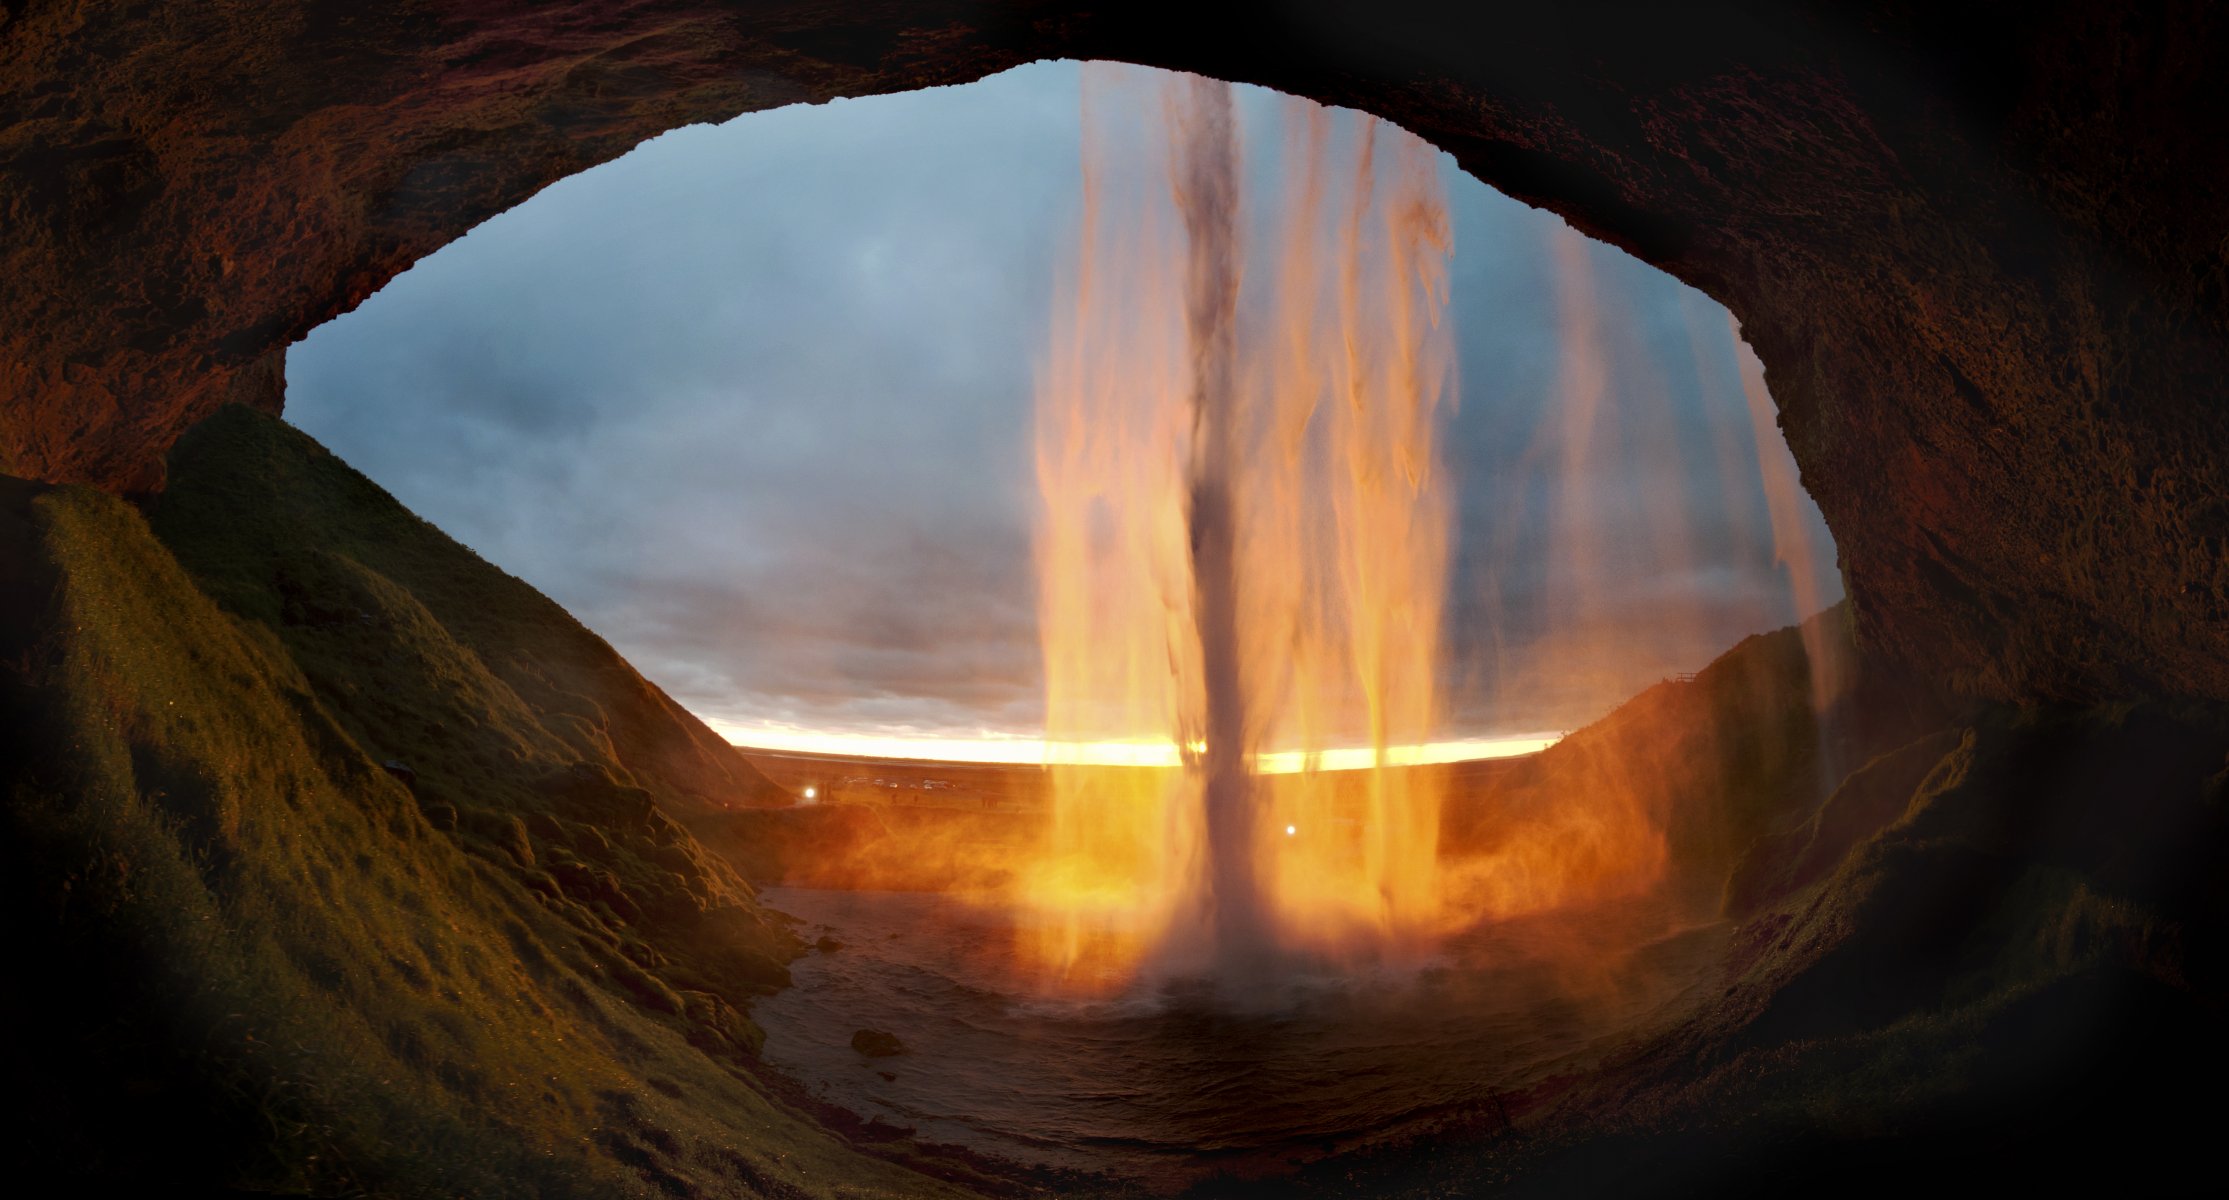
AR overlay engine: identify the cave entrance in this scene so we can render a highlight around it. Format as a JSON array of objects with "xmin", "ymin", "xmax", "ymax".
[{"xmin": 283, "ymin": 59, "xmax": 1844, "ymax": 1183}]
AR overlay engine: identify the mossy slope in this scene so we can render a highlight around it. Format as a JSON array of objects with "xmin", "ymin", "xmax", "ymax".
[
  {"xmin": 149, "ymin": 404, "xmax": 781, "ymax": 821},
  {"xmin": 0, "ymin": 409, "xmax": 989, "ymax": 1198}
]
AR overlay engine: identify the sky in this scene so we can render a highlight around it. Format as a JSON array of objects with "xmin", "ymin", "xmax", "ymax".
[{"xmin": 287, "ymin": 60, "xmax": 1842, "ymax": 754}]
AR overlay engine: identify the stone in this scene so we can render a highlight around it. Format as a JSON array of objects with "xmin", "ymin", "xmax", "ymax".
[{"xmin": 849, "ymin": 1029, "xmax": 904, "ymax": 1058}]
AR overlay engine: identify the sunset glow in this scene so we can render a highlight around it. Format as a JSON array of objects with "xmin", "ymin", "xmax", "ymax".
[
  {"xmin": 702, "ymin": 716, "xmax": 1559, "ymax": 769},
  {"xmin": 689, "ymin": 68, "xmax": 1769, "ymax": 997},
  {"xmin": 1017, "ymin": 66, "xmax": 1465, "ymax": 982}
]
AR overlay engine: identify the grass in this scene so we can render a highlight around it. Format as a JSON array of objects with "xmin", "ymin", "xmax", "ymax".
[{"xmin": 0, "ymin": 410, "xmax": 993, "ymax": 1198}]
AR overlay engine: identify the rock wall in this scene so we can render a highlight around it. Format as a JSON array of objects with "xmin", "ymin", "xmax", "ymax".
[{"xmin": 4, "ymin": 1, "xmax": 2225, "ymax": 700}]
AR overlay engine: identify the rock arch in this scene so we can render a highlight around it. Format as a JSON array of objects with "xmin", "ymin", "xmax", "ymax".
[{"xmin": 3, "ymin": 0, "xmax": 2224, "ymax": 700}]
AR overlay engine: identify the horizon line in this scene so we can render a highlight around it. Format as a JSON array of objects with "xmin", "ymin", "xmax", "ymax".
[{"xmin": 695, "ymin": 717, "xmax": 1562, "ymax": 771}]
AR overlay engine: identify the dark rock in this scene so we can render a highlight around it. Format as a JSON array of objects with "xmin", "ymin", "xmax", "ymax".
[
  {"xmin": 1722, "ymin": 728, "xmax": 1969, "ymax": 917},
  {"xmin": 849, "ymin": 1116, "xmax": 913, "ymax": 1144},
  {"xmin": 4, "ymin": 4, "xmax": 2229, "ymax": 704},
  {"xmin": 379, "ymin": 758, "xmax": 416, "ymax": 788},
  {"xmin": 849, "ymin": 1029, "xmax": 904, "ymax": 1058},
  {"xmin": 814, "ymin": 935, "xmax": 843, "ymax": 954}
]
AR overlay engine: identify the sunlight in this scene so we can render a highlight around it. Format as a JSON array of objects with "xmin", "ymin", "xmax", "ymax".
[{"xmin": 698, "ymin": 716, "xmax": 1558, "ymax": 770}]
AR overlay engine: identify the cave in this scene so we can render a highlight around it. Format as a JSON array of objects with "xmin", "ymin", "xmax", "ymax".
[{"xmin": 4, "ymin": 3, "xmax": 2228, "ymax": 1197}]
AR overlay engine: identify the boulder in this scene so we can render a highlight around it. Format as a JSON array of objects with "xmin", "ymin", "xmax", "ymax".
[{"xmin": 849, "ymin": 1029, "xmax": 904, "ymax": 1058}]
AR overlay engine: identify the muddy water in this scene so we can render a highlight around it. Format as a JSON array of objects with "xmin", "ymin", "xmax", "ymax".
[{"xmin": 755, "ymin": 887, "xmax": 1727, "ymax": 1186}]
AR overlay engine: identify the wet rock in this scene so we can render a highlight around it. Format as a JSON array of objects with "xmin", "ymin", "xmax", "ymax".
[
  {"xmin": 849, "ymin": 1029, "xmax": 904, "ymax": 1058},
  {"xmin": 850, "ymin": 1116, "xmax": 913, "ymax": 1144},
  {"xmin": 815, "ymin": 935, "xmax": 843, "ymax": 953}
]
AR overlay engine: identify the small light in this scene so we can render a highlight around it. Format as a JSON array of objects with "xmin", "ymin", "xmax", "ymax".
[
  {"xmin": 1285, "ymin": 824, "xmax": 1297, "ymax": 837},
  {"xmin": 802, "ymin": 786, "xmax": 818, "ymax": 801}
]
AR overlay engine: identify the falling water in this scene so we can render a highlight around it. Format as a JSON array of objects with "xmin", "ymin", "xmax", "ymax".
[
  {"xmin": 1165, "ymin": 76, "xmax": 1269, "ymax": 966},
  {"xmin": 1729, "ymin": 316, "xmax": 1846, "ymax": 716},
  {"xmin": 1027, "ymin": 67, "xmax": 1456, "ymax": 984}
]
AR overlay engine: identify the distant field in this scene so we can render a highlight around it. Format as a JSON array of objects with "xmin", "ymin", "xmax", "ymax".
[
  {"xmin": 718, "ymin": 746, "xmax": 1552, "ymax": 894},
  {"xmin": 736, "ymin": 748, "xmax": 1061, "ymax": 811},
  {"xmin": 735, "ymin": 745, "xmax": 1545, "ymax": 817}
]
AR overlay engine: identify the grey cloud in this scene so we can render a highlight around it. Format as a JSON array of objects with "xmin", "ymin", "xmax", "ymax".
[{"xmin": 288, "ymin": 60, "xmax": 1839, "ymax": 744}]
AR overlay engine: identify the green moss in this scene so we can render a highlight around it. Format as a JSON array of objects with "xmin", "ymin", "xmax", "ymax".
[
  {"xmin": 151, "ymin": 404, "xmax": 787, "ymax": 816},
  {"xmin": 0, "ymin": 412, "xmax": 983, "ymax": 1198}
]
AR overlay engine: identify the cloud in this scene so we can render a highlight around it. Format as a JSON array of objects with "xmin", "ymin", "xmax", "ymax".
[{"xmin": 287, "ymin": 60, "xmax": 1840, "ymax": 744}]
